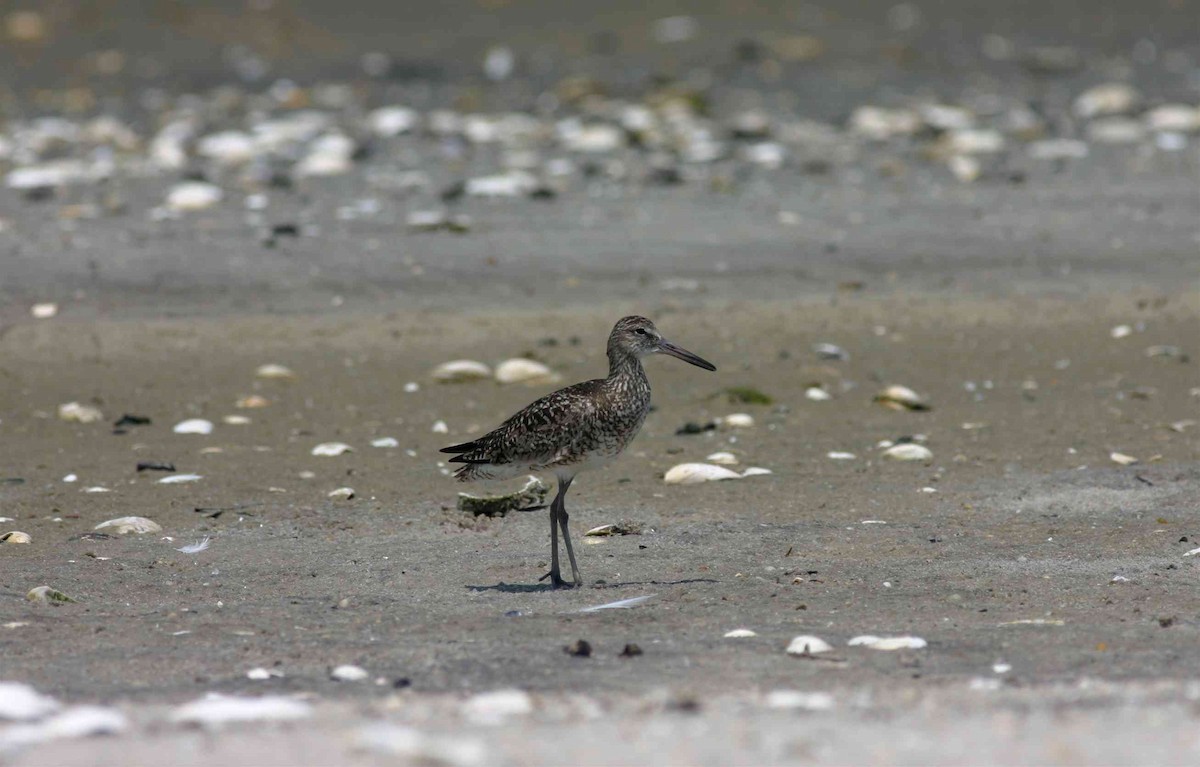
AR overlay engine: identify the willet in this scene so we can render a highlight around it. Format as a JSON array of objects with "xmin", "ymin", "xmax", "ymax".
[{"xmin": 441, "ymin": 316, "xmax": 716, "ymax": 588}]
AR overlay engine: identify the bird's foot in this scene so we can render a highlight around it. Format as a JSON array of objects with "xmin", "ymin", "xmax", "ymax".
[{"xmin": 538, "ymin": 570, "xmax": 575, "ymax": 589}]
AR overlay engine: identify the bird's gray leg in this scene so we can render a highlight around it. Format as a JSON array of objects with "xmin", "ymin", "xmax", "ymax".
[
  {"xmin": 544, "ymin": 483, "xmax": 569, "ymax": 589},
  {"xmin": 556, "ymin": 477, "xmax": 582, "ymax": 587}
]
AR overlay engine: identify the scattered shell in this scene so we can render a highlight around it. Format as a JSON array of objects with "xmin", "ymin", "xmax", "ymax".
[
  {"xmin": 813, "ymin": 342, "xmax": 849, "ymax": 361},
  {"xmin": 741, "ymin": 467, "xmax": 773, "ymax": 478},
  {"xmin": 494, "ymin": 358, "xmax": 561, "ymax": 386},
  {"xmin": 173, "ymin": 418, "xmax": 214, "ymax": 435},
  {"xmin": 170, "ymin": 694, "xmax": 312, "ymax": 725},
  {"xmin": 197, "ymin": 131, "xmax": 256, "ymax": 165},
  {"xmin": 30, "ymin": 303, "xmax": 58, "ymax": 319},
  {"xmin": 58, "ymin": 402, "xmax": 104, "ymax": 424},
  {"xmin": 1144, "ymin": 104, "xmax": 1200, "ymax": 133},
  {"xmin": 328, "ymin": 487, "xmax": 355, "ymax": 500},
  {"xmin": 432, "ymin": 360, "xmax": 492, "ymax": 383},
  {"xmin": 942, "ymin": 129, "xmax": 1005, "ymax": 155},
  {"xmin": 1, "ymin": 531, "xmax": 31, "ymax": 544},
  {"xmin": 1088, "ymin": 117, "xmax": 1144, "ymax": 144},
  {"xmin": 371, "ymin": 437, "xmax": 399, "ymax": 448},
  {"xmin": 330, "ymin": 665, "xmax": 369, "ymax": 682},
  {"xmin": 26, "ymin": 586, "xmax": 77, "ymax": 604},
  {"xmin": 1110, "ymin": 324, "xmax": 1133, "ymax": 339},
  {"xmin": 1183, "ymin": 547, "xmax": 1200, "ymax": 557},
  {"xmin": 462, "ymin": 689, "xmax": 533, "ymax": 725},
  {"xmin": 94, "ymin": 516, "xmax": 162, "ymax": 535},
  {"xmin": 705, "ymin": 451, "xmax": 739, "ymax": 465},
  {"xmin": 245, "ymin": 668, "xmax": 283, "ymax": 681},
  {"xmin": 166, "ymin": 182, "xmax": 222, "ymax": 212},
  {"xmin": 1073, "ymin": 83, "xmax": 1139, "ymax": 119},
  {"xmin": 176, "ymin": 537, "xmax": 211, "ymax": 554},
  {"xmin": 222, "ymin": 415, "xmax": 251, "ymax": 425},
  {"xmin": 465, "ymin": 170, "xmax": 537, "ymax": 197},
  {"xmin": 255, "ymin": 363, "xmax": 295, "ymax": 379},
  {"xmin": 827, "ymin": 452, "xmax": 857, "ymax": 460},
  {"xmin": 367, "ymin": 106, "xmax": 418, "ymax": 137},
  {"xmin": 311, "ymin": 442, "xmax": 353, "ymax": 457},
  {"xmin": 458, "ymin": 476, "xmax": 547, "ymax": 517},
  {"xmin": 663, "ymin": 463, "xmax": 743, "ymax": 485},
  {"xmin": 1109, "ymin": 452, "xmax": 1138, "ymax": 466},
  {"xmin": 805, "ymin": 386, "xmax": 832, "ymax": 401},
  {"xmin": 786, "ymin": 635, "xmax": 834, "ymax": 655},
  {"xmin": 848, "ymin": 635, "xmax": 927, "ymax": 650},
  {"xmin": 431, "ymin": 420, "xmax": 449, "ymax": 434},
  {"xmin": 719, "ymin": 413, "xmax": 755, "ymax": 428},
  {"xmin": 724, "ymin": 628, "xmax": 757, "ymax": 638},
  {"xmin": 157, "ymin": 473, "xmax": 202, "ymax": 484},
  {"xmin": 295, "ymin": 133, "xmax": 355, "ymax": 177},
  {"xmin": 236, "ymin": 395, "xmax": 270, "ymax": 408},
  {"xmin": 882, "ymin": 444, "xmax": 933, "ymax": 461},
  {"xmin": 874, "ymin": 385, "xmax": 930, "ymax": 411},
  {"xmin": 0, "ymin": 682, "xmax": 60, "ymax": 721},
  {"xmin": 849, "ymin": 106, "xmax": 920, "ymax": 140},
  {"xmin": 764, "ymin": 691, "xmax": 834, "ymax": 711}
]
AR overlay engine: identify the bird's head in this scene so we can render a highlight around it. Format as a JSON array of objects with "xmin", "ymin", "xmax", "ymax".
[{"xmin": 609, "ymin": 316, "xmax": 716, "ymax": 371}]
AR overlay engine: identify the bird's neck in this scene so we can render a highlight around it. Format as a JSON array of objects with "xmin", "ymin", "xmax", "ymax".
[{"xmin": 607, "ymin": 347, "xmax": 647, "ymax": 383}]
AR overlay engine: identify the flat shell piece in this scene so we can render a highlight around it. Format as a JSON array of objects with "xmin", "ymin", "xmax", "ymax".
[
  {"xmin": 330, "ymin": 665, "xmax": 368, "ymax": 682},
  {"xmin": 1110, "ymin": 452, "xmax": 1138, "ymax": 466},
  {"xmin": 157, "ymin": 474, "xmax": 202, "ymax": 484},
  {"xmin": 432, "ymin": 360, "xmax": 492, "ymax": 383},
  {"xmin": 458, "ymin": 476, "xmax": 548, "ymax": 517},
  {"xmin": 724, "ymin": 628, "xmax": 758, "ymax": 638},
  {"xmin": 786, "ymin": 635, "xmax": 834, "ymax": 655},
  {"xmin": 882, "ymin": 444, "xmax": 933, "ymax": 461},
  {"xmin": 312, "ymin": 442, "xmax": 353, "ymax": 456},
  {"xmin": 173, "ymin": 418, "xmax": 213, "ymax": 435},
  {"xmin": 255, "ymin": 363, "xmax": 295, "ymax": 379},
  {"xmin": 874, "ymin": 385, "xmax": 930, "ymax": 411},
  {"xmin": 705, "ymin": 451, "xmax": 738, "ymax": 465},
  {"xmin": 58, "ymin": 402, "xmax": 104, "ymax": 423},
  {"xmin": 664, "ymin": 463, "xmax": 742, "ymax": 485},
  {"xmin": 494, "ymin": 358, "xmax": 561, "ymax": 385},
  {"xmin": 741, "ymin": 467, "xmax": 773, "ymax": 478},
  {"xmin": 719, "ymin": 413, "xmax": 755, "ymax": 428},
  {"xmin": 94, "ymin": 516, "xmax": 162, "ymax": 535},
  {"xmin": 848, "ymin": 635, "xmax": 927, "ymax": 650}
]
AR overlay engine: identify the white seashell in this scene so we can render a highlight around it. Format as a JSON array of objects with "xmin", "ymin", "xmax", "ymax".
[
  {"xmin": 724, "ymin": 628, "xmax": 757, "ymax": 638},
  {"xmin": 919, "ymin": 103, "xmax": 974, "ymax": 131},
  {"xmin": 95, "ymin": 516, "xmax": 162, "ymax": 535},
  {"xmin": 6, "ymin": 160, "xmax": 104, "ymax": 189},
  {"xmin": 167, "ymin": 182, "xmax": 222, "ymax": 212},
  {"xmin": 1110, "ymin": 324, "xmax": 1132, "ymax": 339},
  {"xmin": 786, "ymin": 635, "xmax": 833, "ymax": 655},
  {"xmin": 157, "ymin": 473, "xmax": 202, "ymax": 484},
  {"xmin": 494, "ymin": 358, "xmax": 561, "ymax": 385},
  {"xmin": 559, "ymin": 122, "xmax": 625, "ymax": 153},
  {"xmin": 222, "ymin": 415, "xmax": 251, "ymax": 425},
  {"xmin": 328, "ymin": 487, "xmax": 355, "ymax": 500},
  {"xmin": 805, "ymin": 386, "xmax": 832, "ymax": 401},
  {"xmin": 367, "ymin": 106, "xmax": 418, "ymax": 136},
  {"xmin": 827, "ymin": 452, "xmax": 857, "ymax": 460},
  {"xmin": 848, "ymin": 635, "xmax": 927, "ymax": 650},
  {"xmin": 245, "ymin": 668, "xmax": 282, "ymax": 681},
  {"xmin": 256, "ymin": 363, "xmax": 295, "ymax": 379},
  {"xmin": 196, "ymin": 131, "xmax": 256, "ymax": 165},
  {"xmin": 1109, "ymin": 452, "xmax": 1138, "ymax": 466},
  {"xmin": 663, "ymin": 463, "xmax": 742, "ymax": 485},
  {"xmin": 943, "ymin": 129, "xmax": 1005, "ymax": 155},
  {"xmin": 58, "ymin": 402, "xmax": 103, "ymax": 424},
  {"xmin": 1144, "ymin": 104, "xmax": 1200, "ymax": 133},
  {"xmin": 330, "ymin": 665, "xmax": 369, "ymax": 682},
  {"xmin": 742, "ymin": 141, "xmax": 786, "ymax": 169},
  {"xmin": 431, "ymin": 420, "xmax": 449, "ymax": 434},
  {"xmin": 706, "ymin": 451, "xmax": 738, "ymax": 465},
  {"xmin": 173, "ymin": 418, "xmax": 213, "ymax": 435},
  {"xmin": 462, "ymin": 689, "xmax": 533, "ymax": 725},
  {"xmin": 720, "ymin": 413, "xmax": 755, "ymax": 428},
  {"xmin": 465, "ymin": 170, "xmax": 537, "ymax": 197},
  {"xmin": 31, "ymin": 302, "xmax": 58, "ymax": 319},
  {"xmin": 26, "ymin": 586, "xmax": 77, "ymax": 603},
  {"xmin": 371, "ymin": 437, "xmax": 399, "ymax": 448},
  {"xmin": 849, "ymin": 106, "xmax": 921, "ymax": 140},
  {"xmin": 295, "ymin": 134, "xmax": 355, "ymax": 178},
  {"xmin": 1, "ymin": 531, "xmax": 31, "ymax": 544},
  {"xmin": 874, "ymin": 384, "xmax": 930, "ymax": 411},
  {"xmin": 404, "ymin": 382, "xmax": 420, "ymax": 393},
  {"xmin": 764, "ymin": 690, "xmax": 834, "ymax": 711},
  {"xmin": 1183, "ymin": 547, "xmax": 1200, "ymax": 557},
  {"xmin": 432, "ymin": 360, "xmax": 492, "ymax": 383},
  {"xmin": 312, "ymin": 442, "xmax": 353, "ymax": 457},
  {"xmin": 1073, "ymin": 82, "xmax": 1138, "ymax": 119},
  {"xmin": 993, "ymin": 662, "xmax": 1012, "ymax": 674},
  {"xmin": 813, "ymin": 342, "xmax": 849, "ymax": 361},
  {"xmin": 882, "ymin": 443, "xmax": 933, "ymax": 461},
  {"xmin": 62, "ymin": 474, "xmax": 77, "ymax": 482},
  {"xmin": 741, "ymin": 467, "xmax": 772, "ymax": 478},
  {"xmin": 0, "ymin": 682, "xmax": 60, "ymax": 721},
  {"xmin": 83, "ymin": 486, "xmax": 110, "ymax": 493},
  {"xmin": 170, "ymin": 693, "xmax": 311, "ymax": 725}
]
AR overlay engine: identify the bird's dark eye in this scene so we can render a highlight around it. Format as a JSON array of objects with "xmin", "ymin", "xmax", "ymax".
[{"xmin": 634, "ymin": 328, "xmax": 647, "ymax": 335}]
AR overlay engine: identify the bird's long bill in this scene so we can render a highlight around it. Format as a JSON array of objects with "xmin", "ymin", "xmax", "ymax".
[{"xmin": 658, "ymin": 340, "xmax": 717, "ymax": 371}]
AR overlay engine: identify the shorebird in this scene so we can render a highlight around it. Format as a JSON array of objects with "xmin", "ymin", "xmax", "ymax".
[{"xmin": 441, "ymin": 316, "xmax": 716, "ymax": 588}]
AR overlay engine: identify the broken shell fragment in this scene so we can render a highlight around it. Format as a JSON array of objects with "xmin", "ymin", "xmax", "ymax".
[
  {"xmin": 58, "ymin": 402, "xmax": 104, "ymax": 424},
  {"xmin": 328, "ymin": 487, "xmax": 355, "ymax": 500},
  {"xmin": 1109, "ymin": 452, "xmax": 1138, "ymax": 466},
  {"xmin": 881, "ymin": 443, "xmax": 933, "ymax": 461},
  {"xmin": 741, "ymin": 467, "xmax": 773, "ymax": 478},
  {"xmin": 664, "ymin": 463, "xmax": 743, "ymax": 485},
  {"xmin": 724, "ymin": 628, "xmax": 757, "ymax": 638},
  {"xmin": 157, "ymin": 474, "xmax": 203, "ymax": 484},
  {"xmin": 786, "ymin": 635, "xmax": 833, "ymax": 655},
  {"xmin": 1, "ymin": 531, "xmax": 32, "ymax": 544},
  {"xmin": 494, "ymin": 358, "xmax": 561, "ymax": 386},
  {"xmin": 95, "ymin": 516, "xmax": 163, "ymax": 535},
  {"xmin": 705, "ymin": 451, "xmax": 738, "ymax": 465},
  {"xmin": 312, "ymin": 442, "xmax": 353, "ymax": 457},
  {"xmin": 31, "ymin": 303, "xmax": 58, "ymax": 319},
  {"xmin": 719, "ymin": 413, "xmax": 755, "ymax": 428},
  {"xmin": 173, "ymin": 418, "xmax": 214, "ymax": 435},
  {"xmin": 1073, "ymin": 82, "xmax": 1138, "ymax": 119},
  {"xmin": 805, "ymin": 386, "xmax": 832, "ymax": 401},
  {"xmin": 222, "ymin": 415, "xmax": 251, "ymax": 425},
  {"xmin": 458, "ymin": 476, "xmax": 548, "ymax": 517},
  {"xmin": 847, "ymin": 635, "xmax": 927, "ymax": 650},
  {"xmin": 874, "ymin": 385, "xmax": 930, "ymax": 411},
  {"xmin": 371, "ymin": 437, "xmax": 399, "ymax": 448},
  {"xmin": 166, "ymin": 182, "xmax": 223, "ymax": 212},
  {"xmin": 26, "ymin": 586, "xmax": 77, "ymax": 604},
  {"xmin": 255, "ymin": 363, "xmax": 295, "ymax": 379},
  {"xmin": 827, "ymin": 452, "xmax": 857, "ymax": 460},
  {"xmin": 432, "ymin": 360, "xmax": 492, "ymax": 383},
  {"xmin": 330, "ymin": 665, "xmax": 369, "ymax": 682}
]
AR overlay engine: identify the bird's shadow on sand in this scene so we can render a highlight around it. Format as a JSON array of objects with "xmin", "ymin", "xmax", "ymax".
[{"xmin": 466, "ymin": 578, "xmax": 717, "ymax": 594}]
